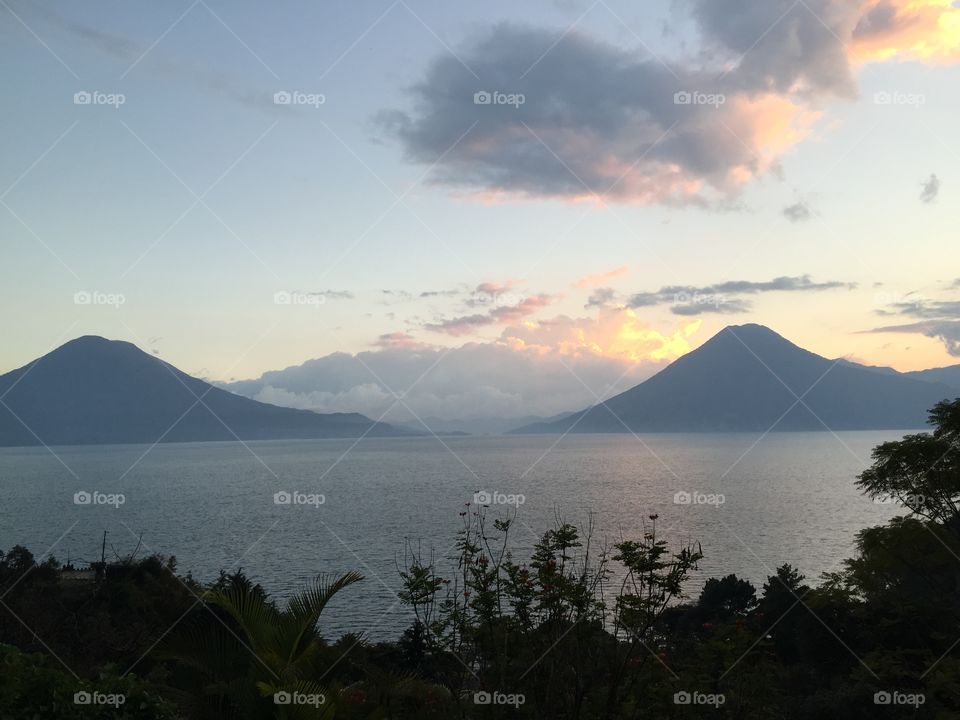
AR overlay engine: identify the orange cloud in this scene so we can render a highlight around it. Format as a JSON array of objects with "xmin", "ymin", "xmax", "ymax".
[
  {"xmin": 852, "ymin": 0, "xmax": 960, "ymax": 62},
  {"xmin": 501, "ymin": 306, "xmax": 702, "ymax": 363},
  {"xmin": 575, "ymin": 265, "xmax": 629, "ymax": 288}
]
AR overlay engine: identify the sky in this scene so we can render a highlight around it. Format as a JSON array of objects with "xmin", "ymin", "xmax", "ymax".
[{"xmin": 1, "ymin": 0, "xmax": 959, "ymax": 421}]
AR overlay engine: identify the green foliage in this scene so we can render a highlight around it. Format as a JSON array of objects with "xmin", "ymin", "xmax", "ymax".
[
  {"xmin": 0, "ymin": 643, "xmax": 178, "ymax": 719},
  {"xmin": 159, "ymin": 570, "xmax": 362, "ymax": 719}
]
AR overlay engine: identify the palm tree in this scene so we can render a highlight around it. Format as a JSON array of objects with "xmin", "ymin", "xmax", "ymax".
[{"xmin": 158, "ymin": 571, "xmax": 362, "ymax": 719}]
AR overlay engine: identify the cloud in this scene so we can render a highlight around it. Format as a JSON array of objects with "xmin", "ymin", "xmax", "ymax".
[
  {"xmin": 381, "ymin": 2, "xmax": 960, "ymax": 206},
  {"xmin": 586, "ymin": 287, "xmax": 617, "ymax": 308},
  {"xmin": 920, "ymin": 173, "xmax": 940, "ymax": 203},
  {"xmin": 499, "ymin": 307, "xmax": 702, "ymax": 362},
  {"xmin": 865, "ymin": 296, "xmax": 960, "ymax": 354},
  {"xmin": 689, "ymin": 0, "xmax": 860, "ymax": 97},
  {"xmin": 783, "ymin": 201, "xmax": 813, "ymax": 222},
  {"xmin": 575, "ymin": 265, "xmax": 629, "ymax": 288},
  {"xmin": 625, "ymin": 274, "xmax": 854, "ymax": 314},
  {"xmin": 379, "ymin": 23, "xmax": 820, "ymax": 207},
  {"xmin": 850, "ymin": 0, "xmax": 960, "ymax": 62},
  {"xmin": 425, "ymin": 294, "xmax": 552, "ymax": 336},
  {"xmin": 373, "ymin": 332, "xmax": 423, "ymax": 349},
  {"xmin": 226, "ymin": 311, "xmax": 700, "ymax": 421},
  {"xmin": 866, "ymin": 321, "xmax": 960, "ymax": 355}
]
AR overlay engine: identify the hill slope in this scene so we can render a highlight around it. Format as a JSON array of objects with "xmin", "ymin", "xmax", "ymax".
[
  {"xmin": 512, "ymin": 324, "xmax": 956, "ymax": 433},
  {"xmin": 906, "ymin": 364, "xmax": 960, "ymax": 391},
  {"xmin": 0, "ymin": 337, "xmax": 406, "ymax": 447}
]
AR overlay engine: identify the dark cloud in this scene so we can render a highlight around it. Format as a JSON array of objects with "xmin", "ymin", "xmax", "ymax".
[
  {"xmin": 586, "ymin": 287, "xmax": 617, "ymax": 308},
  {"xmin": 689, "ymin": 0, "xmax": 859, "ymax": 97},
  {"xmin": 867, "ymin": 321, "xmax": 960, "ymax": 356},
  {"xmin": 681, "ymin": 276, "xmax": 855, "ymax": 294},
  {"xmin": 884, "ymin": 299, "xmax": 960, "ymax": 319},
  {"xmin": 378, "ymin": 22, "xmax": 823, "ymax": 207},
  {"xmin": 670, "ymin": 298, "xmax": 752, "ymax": 315},
  {"xmin": 853, "ymin": 1, "xmax": 901, "ymax": 40},
  {"xmin": 425, "ymin": 294, "xmax": 552, "ymax": 336},
  {"xmin": 920, "ymin": 173, "xmax": 940, "ymax": 203},
  {"xmin": 783, "ymin": 201, "xmax": 813, "ymax": 222},
  {"xmin": 626, "ymin": 275, "xmax": 854, "ymax": 314},
  {"xmin": 865, "ymin": 297, "xmax": 960, "ymax": 355}
]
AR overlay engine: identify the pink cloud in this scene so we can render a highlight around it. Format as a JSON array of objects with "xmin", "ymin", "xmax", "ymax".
[{"xmin": 575, "ymin": 265, "xmax": 629, "ymax": 289}]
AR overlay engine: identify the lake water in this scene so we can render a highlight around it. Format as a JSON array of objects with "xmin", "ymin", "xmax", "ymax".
[{"xmin": 0, "ymin": 432, "xmax": 911, "ymax": 640}]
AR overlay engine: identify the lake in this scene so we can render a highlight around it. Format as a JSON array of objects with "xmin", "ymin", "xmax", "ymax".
[{"xmin": 0, "ymin": 431, "xmax": 910, "ymax": 639}]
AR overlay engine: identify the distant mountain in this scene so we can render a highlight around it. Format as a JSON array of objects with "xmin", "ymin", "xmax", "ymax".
[
  {"xmin": 905, "ymin": 365, "xmax": 960, "ymax": 391},
  {"xmin": 512, "ymin": 324, "xmax": 957, "ymax": 434},
  {"xmin": 0, "ymin": 337, "xmax": 408, "ymax": 447}
]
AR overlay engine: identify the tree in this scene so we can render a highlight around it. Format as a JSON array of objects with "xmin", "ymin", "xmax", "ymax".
[
  {"xmin": 857, "ymin": 398, "xmax": 960, "ymax": 530},
  {"xmin": 160, "ymin": 570, "xmax": 362, "ymax": 719}
]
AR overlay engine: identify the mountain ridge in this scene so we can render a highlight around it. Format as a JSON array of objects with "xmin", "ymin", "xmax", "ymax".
[
  {"xmin": 511, "ymin": 324, "xmax": 957, "ymax": 434},
  {"xmin": 0, "ymin": 336, "xmax": 408, "ymax": 447}
]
